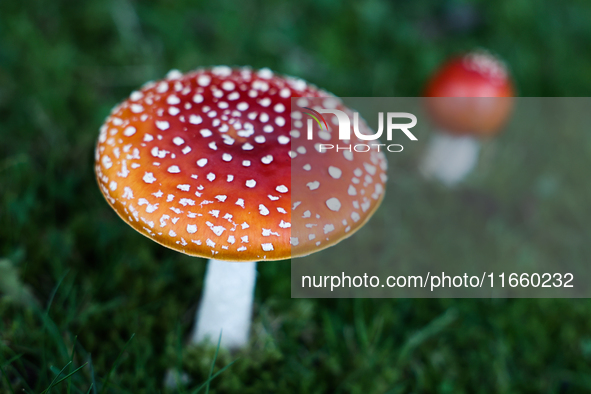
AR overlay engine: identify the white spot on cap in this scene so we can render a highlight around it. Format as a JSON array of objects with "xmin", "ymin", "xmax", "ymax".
[
  {"xmin": 173, "ymin": 137, "xmax": 185, "ymax": 145},
  {"xmin": 259, "ymin": 204, "xmax": 270, "ymax": 215},
  {"xmin": 261, "ymin": 243, "xmax": 274, "ymax": 251},
  {"xmin": 222, "ymin": 153, "xmax": 232, "ymax": 162},
  {"xmin": 187, "ymin": 224, "xmax": 197, "ymax": 234},
  {"xmin": 143, "ymin": 172, "xmax": 156, "ymax": 183},
  {"xmin": 237, "ymin": 102, "xmax": 249, "ymax": 111},
  {"xmin": 261, "ymin": 155, "xmax": 273, "ymax": 164},
  {"xmin": 198, "ymin": 75, "xmax": 211, "ymax": 86},
  {"xmin": 200, "ymin": 129, "xmax": 212, "ymax": 137},
  {"xmin": 101, "ymin": 155, "xmax": 112, "ymax": 169},
  {"xmin": 364, "ymin": 163, "xmax": 377, "ymax": 175},
  {"xmin": 193, "ymin": 94, "xmax": 204, "ymax": 103},
  {"xmin": 348, "ymin": 185, "xmax": 357, "ymax": 196},
  {"xmin": 156, "ymin": 81, "xmax": 168, "ymax": 93},
  {"xmin": 179, "ymin": 198, "xmax": 195, "ymax": 206},
  {"xmin": 167, "ymin": 95, "xmax": 180, "ymax": 105},
  {"xmin": 197, "ymin": 158, "xmax": 208, "ymax": 167},
  {"xmin": 274, "ymin": 103, "xmax": 285, "ymax": 113},
  {"xmin": 351, "ymin": 212, "xmax": 360, "ymax": 222},
  {"xmin": 123, "ymin": 187, "xmax": 134, "ymax": 199},
  {"xmin": 246, "ymin": 179, "xmax": 256, "ymax": 188},
  {"xmin": 326, "ymin": 198, "xmax": 341, "ymax": 211},
  {"xmin": 236, "ymin": 198, "xmax": 245, "ymax": 208},
  {"xmin": 323, "ymin": 224, "xmax": 335, "ymax": 234},
  {"xmin": 166, "ymin": 69, "xmax": 182, "ymax": 79},
  {"xmin": 209, "ymin": 210, "xmax": 220, "ymax": 217},
  {"xmin": 131, "ymin": 104, "xmax": 144, "ymax": 113},
  {"xmin": 278, "ymin": 136, "xmax": 290, "ymax": 144},
  {"xmin": 177, "ymin": 184, "xmax": 190, "ymax": 191},
  {"xmin": 189, "ymin": 115, "xmax": 202, "ymax": 125},
  {"xmin": 123, "ymin": 126, "xmax": 136, "ymax": 136},
  {"xmin": 212, "ymin": 66, "xmax": 232, "ymax": 76},
  {"xmin": 222, "ymin": 81, "xmax": 235, "ymax": 90},
  {"xmin": 318, "ymin": 131, "xmax": 331, "ymax": 141},
  {"xmin": 276, "ymin": 185, "xmax": 288, "ymax": 193},
  {"xmin": 168, "ymin": 165, "xmax": 181, "ymax": 173},
  {"xmin": 328, "ymin": 166, "xmax": 342, "ymax": 179},
  {"xmin": 182, "ymin": 146, "xmax": 191, "ymax": 154},
  {"xmin": 307, "ymin": 181, "xmax": 320, "ymax": 190},
  {"xmin": 156, "ymin": 121, "xmax": 170, "ymax": 131},
  {"xmin": 207, "ymin": 173, "xmax": 215, "ymax": 181},
  {"xmin": 290, "ymin": 237, "xmax": 299, "ymax": 246},
  {"xmin": 258, "ymin": 68, "xmax": 273, "ymax": 79}
]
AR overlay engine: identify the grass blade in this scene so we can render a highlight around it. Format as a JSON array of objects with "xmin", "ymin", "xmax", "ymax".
[
  {"xmin": 397, "ymin": 308, "xmax": 458, "ymax": 364},
  {"xmin": 39, "ymin": 361, "xmax": 72, "ymax": 394},
  {"xmin": 88, "ymin": 354, "xmax": 97, "ymax": 394},
  {"xmin": 189, "ymin": 359, "xmax": 238, "ymax": 394},
  {"xmin": 1, "ymin": 354, "xmax": 23, "ymax": 368},
  {"xmin": 98, "ymin": 333, "xmax": 135, "ymax": 394},
  {"xmin": 205, "ymin": 332, "xmax": 222, "ymax": 394},
  {"xmin": 68, "ymin": 336, "xmax": 78, "ymax": 394},
  {"xmin": 0, "ymin": 362, "xmax": 16, "ymax": 394},
  {"xmin": 47, "ymin": 363, "xmax": 88, "ymax": 390}
]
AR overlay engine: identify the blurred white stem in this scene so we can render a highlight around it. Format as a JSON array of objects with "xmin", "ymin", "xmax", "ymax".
[
  {"xmin": 419, "ymin": 132, "xmax": 481, "ymax": 186},
  {"xmin": 192, "ymin": 260, "xmax": 257, "ymax": 349}
]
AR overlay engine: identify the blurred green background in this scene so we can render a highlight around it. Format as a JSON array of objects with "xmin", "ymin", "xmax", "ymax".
[{"xmin": 2, "ymin": 0, "xmax": 591, "ymax": 392}]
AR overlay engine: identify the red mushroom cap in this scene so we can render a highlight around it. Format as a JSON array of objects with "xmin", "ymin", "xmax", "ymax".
[
  {"xmin": 95, "ymin": 67, "xmax": 387, "ymax": 261},
  {"xmin": 424, "ymin": 51, "xmax": 515, "ymax": 136}
]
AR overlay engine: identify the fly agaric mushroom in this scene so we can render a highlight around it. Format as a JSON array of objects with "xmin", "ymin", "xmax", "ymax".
[
  {"xmin": 94, "ymin": 66, "xmax": 387, "ymax": 349},
  {"xmin": 419, "ymin": 50, "xmax": 514, "ymax": 185}
]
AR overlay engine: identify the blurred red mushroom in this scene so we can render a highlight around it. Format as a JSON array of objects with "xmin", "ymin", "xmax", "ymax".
[
  {"xmin": 95, "ymin": 67, "xmax": 387, "ymax": 349},
  {"xmin": 420, "ymin": 50, "xmax": 514, "ymax": 185}
]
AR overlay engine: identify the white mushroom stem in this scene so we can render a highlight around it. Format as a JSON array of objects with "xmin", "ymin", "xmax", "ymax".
[
  {"xmin": 419, "ymin": 131, "xmax": 481, "ymax": 186},
  {"xmin": 192, "ymin": 259, "xmax": 257, "ymax": 349}
]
